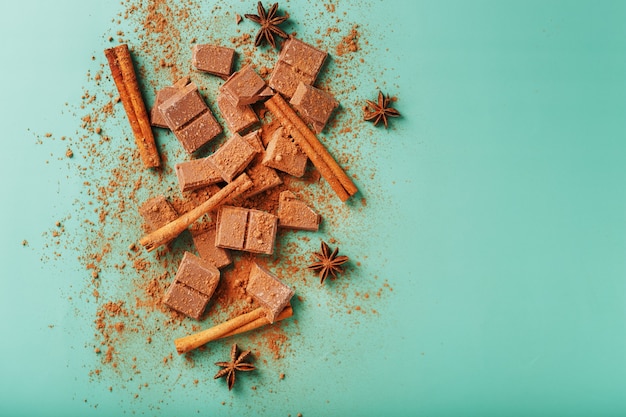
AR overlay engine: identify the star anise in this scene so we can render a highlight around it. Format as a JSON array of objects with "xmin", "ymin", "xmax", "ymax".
[
  {"xmin": 364, "ymin": 91, "xmax": 401, "ymax": 128},
  {"xmin": 214, "ymin": 343, "xmax": 256, "ymax": 390},
  {"xmin": 308, "ymin": 241, "xmax": 349, "ymax": 285},
  {"xmin": 244, "ymin": 2, "xmax": 289, "ymax": 49}
]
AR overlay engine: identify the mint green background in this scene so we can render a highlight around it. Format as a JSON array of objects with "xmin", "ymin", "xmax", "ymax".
[{"xmin": 1, "ymin": 1, "xmax": 626, "ymax": 416}]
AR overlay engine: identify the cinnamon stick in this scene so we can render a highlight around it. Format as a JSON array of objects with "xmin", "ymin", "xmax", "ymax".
[
  {"xmin": 104, "ymin": 44, "xmax": 160, "ymax": 168},
  {"xmin": 174, "ymin": 305, "xmax": 293, "ymax": 354},
  {"xmin": 139, "ymin": 173, "xmax": 253, "ymax": 252},
  {"xmin": 265, "ymin": 94, "xmax": 358, "ymax": 202}
]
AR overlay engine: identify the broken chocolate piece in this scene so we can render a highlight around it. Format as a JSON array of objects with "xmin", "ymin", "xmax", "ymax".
[
  {"xmin": 163, "ymin": 252, "xmax": 221, "ymax": 320},
  {"xmin": 220, "ymin": 65, "xmax": 273, "ymax": 107},
  {"xmin": 175, "ymin": 157, "xmax": 223, "ymax": 193},
  {"xmin": 215, "ymin": 206, "xmax": 278, "ymax": 255},
  {"xmin": 277, "ymin": 190, "xmax": 321, "ymax": 231},
  {"xmin": 190, "ymin": 223, "xmax": 232, "ymax": 269},
  {"xmin": 262, "ymin": 126, "xmax": 307, "ymax": 177},
  {"xmin": 217, "ymin": 92, "xmax": 259, "ymax": 134},
  {"xmin": 192, "ymin": 44, "xmax": 235, "ymax": 79},
  {"xmin": 159, "ymin": 81, "xmax": 222, "ymax": 153},
  {"xmin": 139, "ymin": 195, "xmax": 179, "ymax": 232},
  {"xmin": 290, "ymin": 82, "xmax": 338, "ymax": 133},
  {"xmin": 150, "ymin": 77, "xmax": 190, "ymax": 128},
  {"xmin": 246, "ymin": 263, "xmax": 294, "ymax": 323},
  {"xmin": 207, "ymin": 133, "xmax": 259, "ymax": 182},
  {"xmin": 268, "ymin": 37, "xmax": 327, "ymax": 98}
]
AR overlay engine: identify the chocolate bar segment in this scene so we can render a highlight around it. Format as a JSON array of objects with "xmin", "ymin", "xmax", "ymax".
[
  {"xmin": 277, "ymin": 190, "xmax": 321, "ymax": 231},
  {"xmin": 192, "ymin": 44, "xmax": 235, "ymax": 79},
  {"xmin": 268, "ymin": 61, "xmax": 315, "ymax": 100},
  {"xmin": 207, "ymin": 133, "xmax": 258, "ymax": 182},
  {"xmin": 139, "ymin": 195, "xmax": 179, "ymax": 231},
  {"xmin": 244, "ymin": 209, "xmax": 278, "ymax": 254},
  {"xmin": 217, "ymin": 92, "xmax": 259, "ymax": 134},
  {"xmin": 191, "ymin": 223, "xmax": 232, "ymax": 269},
  {"xmin": 262, "ymin": 126, "xmax": 308, "ymax": 177},
  {"xmin": 163, "ymin": 282, "xmax": 210, "ymax": 320},
  {"xmin": 159, "ymin": 80, "xmax": 222, "ymax": 153},
  {"xmin": 290, "ymin": 82, "xmax": 338, "ymax": 133},
  {"xmin": 150, "ymin": 77, "xmax": 190, "ymax": 128},
  {"xmin": 268, "ymin": 37, "xmax": 327, "ymax": 98},
  {"xmin": 175, "ymin": 157, "xmax": 223, "ymax": 193},
  {"xmin": 246, "ymin": 263, "xmax": 294, "ymax": 323},
  {"xmin": 215, "ymin": 206, "xmax": 249, "ymax": 250},
  {"xmin": 220, "ymin": 65, "xmax": 273, "ymax": 107}
]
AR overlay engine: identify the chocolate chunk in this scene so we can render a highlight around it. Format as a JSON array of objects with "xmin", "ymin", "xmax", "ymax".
[
  {"xmin": 277, "ymin": 191, "xmax": 321, "ymax": 231},
  {"xmin": 159, "ymin": 81, "xmax": 222, "ymax": 153},
  {"xmin": 244, "ymin": 209, "xmax": 278, "ymax": 254},
  {"xmin": 139, "ymin": 195, "xmax": 178, "ymax": 232},
  {"xmin": 217, "ymin": 92, "xmax": 259, "ymax": 134},
  {"xmin": 262, "ymin": 126, "xmax": 307, "ymax": 177},
  {"xmin": 207, "ymin": 133, "xmax": 258, "ymax": 182},
  {"xmin": 246, "ymin": 263, "xmax": 294, "ymax": 323},
  {"xmin": 215, "ymin": 206, "xmax": 249, "ymax": 250},
  {"xmin": 192, "ymin": 44, "xmax": 235, "ymax": 79},
  {"xmin": 236, "ymin": 131, "xmax": 282, "ymax": 200},
  {"xmin": 163, "ymin": 282, "xmax": 210, "ymax": 320},
  {"xmin": 150, "ymin": 77, "xmax": 190, "ymax": 128},
  {"xmin": 215, "ymin": 206, "xmax": 278, "ymax": 255},
  {"xmin": 268, "ymin": 37, "xmax": 327, "ymax": 98},
  {"xmin": 175, "ymin": 157, "xmax": 223, "ymax": 193},
  {"xmin": 220, "ymin": 65, "xmax": 273, "ymax": 107},
  {"xmin": 191, "ymin": 223, "xmax": 232, "ymax": 269},
  {"xmin": 290, "ymin": 82, "xmax": 338, "ymax": 133},
  {"xmin": 163, "ymin": 252, "xmax": 221, "ymax": 320}
]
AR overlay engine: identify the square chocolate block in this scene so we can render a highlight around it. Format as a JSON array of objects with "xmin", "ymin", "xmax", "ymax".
[
  {"xmin": 150, "ymin": 77, "xmax": 190, "ymax": 128},
  {"xmin": 174, "ymin": 251, "xmax": 221, "ymax": 296},
  {"xmin": 220, "ymin": 65, "xmax": 273, "ymax": 106},
  {"xmin": 190, "ymin": 223, "xmax": 232, "ymax": 269},
  {"xmin": 175, "ymin": 157, "xmax": 223, "ymax": 193},
  {"xmin": 163, "ymin": 281, "xmax": 210, "ymax": 320},
  {"xmin": 277, "ymin": 190, "xmax": 321, "ymax": 231},
  {"xmin": 262, "ymin": 126, "xmax": 307, "ymax": 177},
  {"xmin": 158, "ymin": 81, "xmax": 222, "ymax": 154},
  {"xmin": 246, "ymin": 263, "xmax": 294, "ymax": 323},
  {"xmin": 139, "ymin": 195, "xmax": 178, "ymax": 231},
  {"xmin": 215, "ymin": 206, "xmax": 249, "ymax": 250},
  {"xmin": 290, "ymin": 82, "xmax": 338, "ymax": 133},
  {"xmin": 192, "ymin": 44, "xmax": 235, "ymax": 78},
  {"xmin": 244, "ymin": 209, "xmax": 278, "ymax": 254},
  {"xmin": 278, "ymin": 37, "xmax": 327, "ymax": 78},
  {"xmin": 268, "ymin": 60, "xmax": 316, "ymax": 99},
  {"xmin": 207, "ymin": 133, "xmax": 258, "ymax": 182},
  {"xmin": 217, "ymin": 92, "xmax": 259, "ymax": 134}
]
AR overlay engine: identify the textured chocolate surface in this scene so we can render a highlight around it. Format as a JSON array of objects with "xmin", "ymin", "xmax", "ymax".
[
  {"xmin": 217, "ymin": 92, "xmax": 259, "ymax": 134},
  {"xmin": 290, "ymin": 82, "xmax": 338, "ymax": 133},
  {"xmin": 175, "ymin": 157, "xmax": 223, "ymax": 192},
  {"xmin": 277, "ymin": 190, "xmax": 321, "ymax": 231},
  {"xmin": 138, "ymin": 195, "xmax": 179, "ymax": 232},
  {"xmin": 163, "ymin": 281, "xmax": 210, "ymax": 320},
  {"xmin": 150, "ymin": 77, "xmax": 190, "ymax": 128},
  {"xmin": 192, "ymin": 44, "xmax": 235, "ymax": 78},
  {"xmin": 220, "ymin": 65, "xmax": 272, "ymax": 106},
  {"xmin": 207, "ymin": 133, "xmax": 258, "ymax": 182},
  {"xmin": 262, "ymin": 126, "xmax": 308, "ymax": 177},
  {"xmin": 268, "ymin": 37, "xmax": 327, "ymax": 98},
  {"xmin": 215, "ymin": 206, "xmax": 278, "ymax": 255},
  {"xmin": 215, "ymin": 206, "xmax": 249, "ymax": 250},
  {"xmin": 244, "ymin": 209, "xmax": 278, "ymax": 254},
  {"xmin": 190, "ymin": 223, "xmax": 232, "ymax": 269},
  {"xmin": 246, "ymin": 263, "xmax": 294, "ymax": 323}
]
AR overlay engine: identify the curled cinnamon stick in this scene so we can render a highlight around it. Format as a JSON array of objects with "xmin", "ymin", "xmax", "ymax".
[
  {"xmin": 265, "ymin": 94, "xmax": 358, "ymax": 202},
  {"xmin": 174, "ymin": 305, "xmax": 293, "ymax": 354},
  {"xmin": 139, "ymin": 173, "xmax": 253, "ymax": 252},
  {"xmin": 104, "ymin": 44, "xmax": 160, "ymax": 168}
]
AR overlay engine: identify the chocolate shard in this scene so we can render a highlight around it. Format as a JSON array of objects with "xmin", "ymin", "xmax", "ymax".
[
  {"xmin": 192, "ymin": 44, "xmax": 235, "ymax": 79},
  {"xmin": 150, "ymin": 77, "xmax": 190, "ymax": 128},
  {"xmin": 268, "ymin": 37, "xmax": 327, "ymax": 98},
  {"xmin": 262, "ymin": 126, "xmax": 308, "ymax": 177},
  {"xmin": 190, "ymin": 222, "xmax": 232, "ymax": 269},
  {"xmin": 158, "ymin": 80, "xmax": 222, "ymax": 153},
  {"xmin": 220, "ymin": 65, "xmax": 271, "ymax": 107},
  {"xmin": 277, "ymin": 190, "xmax": 321, "ymax": 231},
  {"xmin": 139, "ymin": 195, "xmax": 179, "ymax": 232},
  {"xmin": 290, "ymin": 82, "xmax": 338, "ymax": 133},
  {"xmin": 163, "ymin": 282, "xmax": 210, "ymax": 320},
  {"xmin": 207, "ymin": 133, "xmax": 259, "ymax": 182},
  {"xmin": 244, "ymin": 209, "xmax": 278, "ymax": 255},
  {"xmin": 246, "ymin": 263, "xmax": 294, "ymax": 323},
  {"xmin": 217, "ymin": 92, "xmax": 259, "ymax": 134},
  {"xmin": 175, "ymin": 157, "xmax": 224, "ymax": 193},
  {"xmin": 237, "ymin": 130, "xmax": 282, "ymax": 200},
  {"xmin": 215, "ymin": 206, "xmax": 278, "ymax": 255}
]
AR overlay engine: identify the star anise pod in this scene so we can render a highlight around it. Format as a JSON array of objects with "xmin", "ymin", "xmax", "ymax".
[
  {"xmin": 244, "ymin": 2, "xmax": 289, "ymax": 49},
  {"xmin": 364, "ymin": 91, "xmax": 401, "ymax": 128},
  {"xmin": 214, "ymin": 343, "xmax": 256, "ymax": 390},
  {"xmin": 308, "ymin": 241, "xmax": 349, "ymax": 285}
]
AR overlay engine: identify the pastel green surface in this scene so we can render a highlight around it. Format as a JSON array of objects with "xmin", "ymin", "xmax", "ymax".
[{"xmin": 1, "ymin": 1, "xmax": 626, "ymax": 416}]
